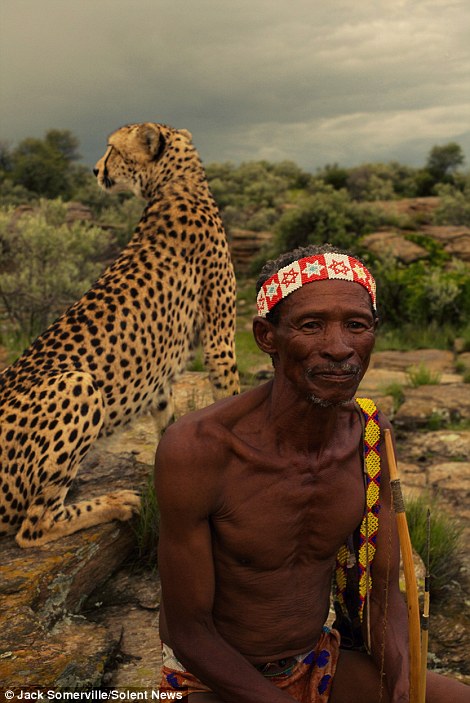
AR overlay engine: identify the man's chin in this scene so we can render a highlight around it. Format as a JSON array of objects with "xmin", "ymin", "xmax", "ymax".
[{"xmin": 309, "ymin": 393, "xmax": 355, "ymax": 408}]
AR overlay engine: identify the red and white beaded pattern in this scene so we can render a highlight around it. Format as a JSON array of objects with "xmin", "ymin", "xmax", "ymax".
[{"xmin": 256, "ymin": 253, "xmax": 377, "ymax": 316}]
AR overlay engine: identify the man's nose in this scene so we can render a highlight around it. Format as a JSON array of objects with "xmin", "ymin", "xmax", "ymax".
[{"xmin": 320, "ymin": 325, "xmax": 354, "ymax": 361}]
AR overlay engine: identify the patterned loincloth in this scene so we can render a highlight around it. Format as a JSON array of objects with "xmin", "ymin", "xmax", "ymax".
[{"xmin": 159, "ymin": 626, "xmax": 340, "ymax": 701}]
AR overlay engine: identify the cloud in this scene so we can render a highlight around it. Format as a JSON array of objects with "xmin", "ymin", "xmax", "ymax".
[{"xmin": 1, "ymin": 0, "xmax": 469, "ymax": 169}]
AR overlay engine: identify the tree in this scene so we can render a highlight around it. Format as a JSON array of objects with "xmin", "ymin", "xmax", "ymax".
[
  {"xmin": 425, "ymin": 142, "xmax": 465, "ymax": 182},
  {"xmin": 10, "ymin": 129, "xmax": 82, "ymax": 199},
  {"xmin": 45, "ymin": 129, "xmax": 81, "ymax": 162}
]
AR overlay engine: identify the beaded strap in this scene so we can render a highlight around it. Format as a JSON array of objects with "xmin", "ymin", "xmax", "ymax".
[{"xmin": 335, "ymin": 397, "xmax": 381, "ymax": 622}]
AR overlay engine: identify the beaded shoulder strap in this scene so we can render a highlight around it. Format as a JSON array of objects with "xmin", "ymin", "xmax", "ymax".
[{"xmin": 334, "ymin": 397, "xmax": 381, "ymax": 623}]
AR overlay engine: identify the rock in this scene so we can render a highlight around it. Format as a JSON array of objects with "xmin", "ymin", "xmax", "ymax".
[
  {"xmin": 370, "ymin": 350, "xmax": 455, "ymax": 375},
  {"xmin": 0, "ymin": 371, "xmax": 217, "ymax": 688},
  {"xmin": 371, "ymin": 197, "xmax": 440, "ymax": 222},
  {"xmin": 358, "ymin": 367, "xmax": 407, "ymax": 417},
  {"xmin": 428, "ymin": 462, "xmax": 470, "ymax": 493},
  {"xmin": 96, "ymin": 371, "xmax": 215, "ymax": 465},
  {"xmin": 0, "ymin": 451, "xmax": 150, "ymax": 688},
  {"xmin": 65, "ymin": 202, "xmax": 94, "ymax": 225},
  {"xmin": 86, "ymin": 568, "xmax": 162, "ymax": 688},
  {"xmin": 399, "ymin": 462, "xmax": 427, "ymax": 490},
  {"xmin": 361, "ymin": 231, "xmax": 428, "ymax": 263},
  {"xmin": 399, "ymin": 430, "xmax": 470, "ymax": 463},
  {"xmin": 173, "ymin": 371, "xmax": 215, "ymax": 418},
  {"xmin": 458, "ymin": 352, "xmax": 470, "ymax": 370},
  {"xmin": 395, "ymin": 384, "xmax": 470, "ymax": 427},
  {"xmin": 1, "ymin": 618, "xmax": 118, "ymax": 689},
  {"xmin": 228, "ymin": 228, "xmax": 273, "ymax": 274},
  {"xmin": 420, "ymin": 225, "xmax": 470, "ymax": 262}
]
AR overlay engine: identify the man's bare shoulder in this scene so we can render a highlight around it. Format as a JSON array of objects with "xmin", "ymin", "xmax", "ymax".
[{"xmin": 156, "ymin": 382, "xmax": 271, "ymax": 469}]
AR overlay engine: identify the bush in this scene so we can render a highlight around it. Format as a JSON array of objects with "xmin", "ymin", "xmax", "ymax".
[
  {"xmin": 372, "ymin": 257, "xmax": 470, "ymax": 330},
  {"xmin": 433, "ymin": 181, "xmax": 470, "ymax": 227},
  {"xmin": 0, "ymin": 199, "xmax": 114, "ymax": 352},
  {"xmin": 274, "ymin": 187, "xmax": 392, "ymax": 253}
]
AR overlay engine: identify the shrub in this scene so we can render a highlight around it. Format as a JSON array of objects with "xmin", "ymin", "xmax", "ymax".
[
  {"xmin": 433, "ymin": 181, "xmax": 470, "ymax": 227},
  {"xmin": 274, "ymin": 187, "xmax": 391, "ymax": 253},
  {"xmin": 0, "ymin": 199, "xmax": 114, "ymax": 352}
]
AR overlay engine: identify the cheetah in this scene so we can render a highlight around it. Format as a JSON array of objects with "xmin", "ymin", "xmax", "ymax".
[{"xmin": 0, "ymin": 122, "xmax": 239, "ymax": 548}]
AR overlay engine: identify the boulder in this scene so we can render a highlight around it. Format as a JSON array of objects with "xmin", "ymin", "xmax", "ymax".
[
  {"xmin": 361, "ymin": 231, "xmax": 428, "ymax": 263},
  {"xmin": 420, "ymin": 225, "xmax": 470, "ymax": 262},
  {"xmin": 395, "ymin": 384, "xmax": 470, "ymax": 427}
]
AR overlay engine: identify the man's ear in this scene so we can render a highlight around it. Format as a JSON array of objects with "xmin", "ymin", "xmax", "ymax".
[{"xmin": 253, "ymin": 316, "xmax": 277, "ymax": 356}]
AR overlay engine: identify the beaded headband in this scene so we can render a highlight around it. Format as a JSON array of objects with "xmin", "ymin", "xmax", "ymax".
[{"xmin": 256, "ymin": 252, "xmax": 377, "ymax": 317}]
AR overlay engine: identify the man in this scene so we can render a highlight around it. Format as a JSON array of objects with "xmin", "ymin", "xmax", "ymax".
[{"xmin": 155, "ymin": 245, "xmax": 468, "ymax": 702}]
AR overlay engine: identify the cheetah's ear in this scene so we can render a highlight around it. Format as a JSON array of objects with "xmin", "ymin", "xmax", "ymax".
[
  {"xmin": 138, "ymin": 124, "xmax": 166, "ymax": 160},
  {"xmin": 179, "ymin": 129, "xmax": 193, "ymax": 142}
]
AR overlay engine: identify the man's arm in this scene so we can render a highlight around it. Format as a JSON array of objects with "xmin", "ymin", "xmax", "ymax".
[
  {"xmin": 367, "ymin": 417, "xmax": 410, "ymax": 703},
  {"xmin": 155, "ymin": 419, "xmax": 296, "ymax": 703}
]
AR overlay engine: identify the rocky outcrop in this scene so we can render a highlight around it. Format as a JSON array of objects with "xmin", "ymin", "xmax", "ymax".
[
  {"xmin": 420, "ymin": 225, "xmax": 470, "ymax": 262},
  {"xmin": 0, "ymin": 451, "xmax": 150, "ymax": 689},
  {"xmin": 228, "ymin": 228, "xmax": 273, "ymax": 274},
  {"xmin": 371, "ymin": 197, "xmax": 440, "ymax": 222},
  {"xmin": 0, "ymin": 372, "xmax": 215, "ymax": 689},
  {"xmin": 395, "ymin": 384, "xmax": 470, "ymax": 428},
  {"xmin": 361, "ymin": 231, "xmax": 428, "ymax": 263}
]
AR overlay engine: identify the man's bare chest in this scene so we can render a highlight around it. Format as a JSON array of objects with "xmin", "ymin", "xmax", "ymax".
[{"xmin": 212, "ymin": 452, "xmax": 365, "ymax": 571}]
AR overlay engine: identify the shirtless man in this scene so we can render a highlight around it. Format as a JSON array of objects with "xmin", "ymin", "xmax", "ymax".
[{"xmin": 155, "ymin": 245, "xmax": 468, "ymax": 702}]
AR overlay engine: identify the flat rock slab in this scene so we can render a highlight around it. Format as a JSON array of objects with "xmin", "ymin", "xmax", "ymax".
[
  {"xmin": 86, "ymin": 568, "xmax": 162, "ymax": 689},
  {"xmin": 0, "ymin": 451, "xmax": 150, "ymax": 689},
  {"xmin": 370, "ymin": 350, "xmax": 455, "ymax": 374},
  {"xmin": 395, "ymin": 384, "xmax": 470, "ymax": 427}
]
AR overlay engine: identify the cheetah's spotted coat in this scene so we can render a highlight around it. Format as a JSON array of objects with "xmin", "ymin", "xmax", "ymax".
[{"xmin": 0, "ymin": 122, "xmax": 239, "ymax": 547}]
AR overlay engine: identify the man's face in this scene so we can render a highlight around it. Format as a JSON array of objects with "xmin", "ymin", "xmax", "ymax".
[{"xmin": 264, "ymin": 279, "xmax": 377, "ymax": 406}]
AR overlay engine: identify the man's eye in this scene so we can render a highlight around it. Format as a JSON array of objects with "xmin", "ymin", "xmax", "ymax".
[
  {"xmin": 347, "ymin": 321, "xmax": 367, "ymax": 330},
  {"xmin": 302, "ymin": 321, "xmax": 321, "ymax": 330}
]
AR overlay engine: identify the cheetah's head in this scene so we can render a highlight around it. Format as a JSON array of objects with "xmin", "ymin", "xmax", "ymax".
[{"xmin": 93, "ymin": 122, "xmax": 193, "ymax": 199}]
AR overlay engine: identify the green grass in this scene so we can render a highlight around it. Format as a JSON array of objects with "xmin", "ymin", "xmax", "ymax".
[
  {"xmin": 235, "ymin": 328, "xmax": 268, "ymax": 388},
  {"xmin": 133, "ymin": 472, "xmax": 159, "ymax": 567},
  {"xmin": 406, "ymin": 363, "xmax": 441, "ymax": 387},
  {"xmin": 374, "ymin": 322, "xmax": 459, "ymax": 352},
  {"xmin": 406, "ymin": 494, "xmax": 463, "ymax": 599}
]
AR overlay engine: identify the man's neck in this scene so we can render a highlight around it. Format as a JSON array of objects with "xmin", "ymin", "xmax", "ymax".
[{"xmin": 264, "ymin": 379, "xmax": 354, "ymax": 456}]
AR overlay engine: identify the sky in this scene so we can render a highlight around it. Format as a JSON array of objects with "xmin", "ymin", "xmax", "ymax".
[{"xmin": 1, "ymin": 0, "xmax": 470, "ymax": 173}]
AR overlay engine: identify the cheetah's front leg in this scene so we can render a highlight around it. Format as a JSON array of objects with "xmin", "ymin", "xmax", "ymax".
[{"xmin": 16, "ymin": 484, "xmax": 140, "ymax": 547}]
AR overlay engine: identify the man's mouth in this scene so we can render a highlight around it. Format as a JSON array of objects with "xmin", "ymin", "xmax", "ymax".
[{"xmin": 306, "ymin": 363, "xmax": 361, "ymax": 381}]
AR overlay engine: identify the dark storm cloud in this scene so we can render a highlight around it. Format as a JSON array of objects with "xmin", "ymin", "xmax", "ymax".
[{"xmin": 1, "ymin": 0, "xmax": 469, "ymax": 170}]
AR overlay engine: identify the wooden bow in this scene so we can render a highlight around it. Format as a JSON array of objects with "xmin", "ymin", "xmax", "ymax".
[{"xmin": 384, "ymin": 429, "xmax": 422, "ymax": 703}]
